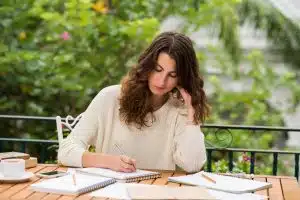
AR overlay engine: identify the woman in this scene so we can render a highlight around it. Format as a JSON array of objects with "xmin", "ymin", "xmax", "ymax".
[{"xmin": 58, "ymin": 32, "xmax": 209, "ymax": 173}]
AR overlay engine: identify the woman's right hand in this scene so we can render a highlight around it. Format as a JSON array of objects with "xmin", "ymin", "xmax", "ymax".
[{"xmin": 107, "ymin": 155, "xmax": 136, "ymax": 173}]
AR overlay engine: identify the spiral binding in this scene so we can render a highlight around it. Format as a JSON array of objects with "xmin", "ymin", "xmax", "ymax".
[
  {"xmin": 79, "ymin": 179, "xmax": 116, "ymax": 194},
  {"xmin": 125, "ymin": 174, "xmax": 162, "ymax": 183}
]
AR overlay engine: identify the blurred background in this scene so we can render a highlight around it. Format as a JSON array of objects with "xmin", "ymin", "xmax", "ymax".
[{"xmin": 1, "ymin": 0, "xmax": 300, "ymax": 176}]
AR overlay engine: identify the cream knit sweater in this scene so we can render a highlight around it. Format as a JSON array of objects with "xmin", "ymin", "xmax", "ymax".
[{"xmin": 57, "ymin": 85, "xmax": 206, "ymax": 172}]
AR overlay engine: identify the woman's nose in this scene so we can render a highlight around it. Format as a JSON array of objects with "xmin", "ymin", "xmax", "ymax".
[{"xmin": 157, "ymin": 74, "xmax": 166, "ymax": 86}]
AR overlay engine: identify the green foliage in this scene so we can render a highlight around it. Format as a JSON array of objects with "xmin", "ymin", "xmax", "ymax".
[{"xmin": 1, "ymin": 0, "xmax": 300, "ymax": 176}]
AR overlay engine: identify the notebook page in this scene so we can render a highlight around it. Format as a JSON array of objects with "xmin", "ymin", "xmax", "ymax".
[
  {"xmin": 30, "ymin": 173, "xmax": 114, "ymax": 195},
  {"xmin": 77, "ymin": 167, "xmax": 159, "ymax": 180},
  {"xmin": 127, "ymin": 185, "xmax": 216, "ymax": 199},
  {"xmin": 89, "ymin": 183, "xmax": 130, "ymax": 199},
  {"xmin": 168, "ymin": 171, "xmax": 272, "ymax": 194}
]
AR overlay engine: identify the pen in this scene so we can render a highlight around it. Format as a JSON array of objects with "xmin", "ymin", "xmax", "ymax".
[
  {"xmin": 114, "ymin": 143, "xmax": 136, "ymax": 170},
  {"xmin": 72, "ymin": 171, "xmax": 77, "ymax": 186},
  {"xmin": 201, "ymin": 173, "xmax": 216, "ymax": 184},
  {"xmin": 114, "ymin": 143, "xmax": 126, "ymax": 155}
]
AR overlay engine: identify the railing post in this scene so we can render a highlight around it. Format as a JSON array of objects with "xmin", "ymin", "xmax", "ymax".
[
  {"xmin": 273, "ymin": 153, "xmax": 278, "ymax": 176},
  {"xmin": 250, "ymin": 152, "xmax": 255, "ymax": 174},
  {"xmin": 206, "ymin": 149, "xmax": 212, "ymax": 172},
  {"xmin": 40, "ymin": 144, "xmax": 46, "ymax": 163},
  {"xmin": 228, "ymin": 151, "xmax": 233, "ymax": 172},
  {"xmin": 21, "ymin": 142, "xmax": 26, "ymax": 153},
  {"xmin": 295, "ymin": 154, "xmax": 299, "ymax": 180}
]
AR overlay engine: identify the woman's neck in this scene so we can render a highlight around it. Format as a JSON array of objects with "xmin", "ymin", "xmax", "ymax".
[{"xmin": 151, "ymin": 94, "xmax": 169, "ymax": 111}]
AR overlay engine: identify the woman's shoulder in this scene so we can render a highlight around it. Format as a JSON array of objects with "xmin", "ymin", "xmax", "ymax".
[
  {"xmin": 94, "ymin": 85, "xmax": 121, "ymax": 102},
  {"xmin": 99, "ymin": 85, "xmax": 121, "ymax": 96}
]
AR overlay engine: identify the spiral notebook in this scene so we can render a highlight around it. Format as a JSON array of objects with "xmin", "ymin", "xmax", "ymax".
[
  {"xmin": 168, "ymin": 171, "xmax": 272, "ymax": 194},
  {"xmin": 76, "ymin": 167, "xmax": 161, "ymax": 183},
  {"xmin": 30, "ymin": 173, "xmax": 115, "ymax": 195}
]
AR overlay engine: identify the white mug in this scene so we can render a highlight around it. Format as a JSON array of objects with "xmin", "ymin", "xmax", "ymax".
[{"xmin": 0, "ymin": 159, "xmax": 25, "ymax": 177}]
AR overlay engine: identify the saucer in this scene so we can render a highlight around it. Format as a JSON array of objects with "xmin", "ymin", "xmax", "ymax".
[{"xmin": 0, "ymin": 172, "xmax": 35, "ymax": 183}]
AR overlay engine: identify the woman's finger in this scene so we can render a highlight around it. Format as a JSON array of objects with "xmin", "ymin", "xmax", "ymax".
[
  {"xmin": 176, "ymin": 87, "xmax": 192, "ymax": 106},
  {"xmin": 121, "ymin": 155, "xmax": 136, "ymax": 165},
  {"xmin": 120, "ymin": 160, "xmax": 135, "ymax": 171}
]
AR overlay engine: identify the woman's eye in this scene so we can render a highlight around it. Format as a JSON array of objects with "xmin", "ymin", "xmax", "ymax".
[
  {"xmin": 154, "ymin": 68, "xmax": 162, "ymax": 72},
  {"xmin": 169, "ymin": 73, "xmax": 177, "ymax": 78}
]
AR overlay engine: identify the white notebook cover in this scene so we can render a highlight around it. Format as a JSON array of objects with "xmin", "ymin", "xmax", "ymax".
[
  {"xmin": 76, "ymin": 167, "xmax": 161, "ymax": 182},
  {"xmin": 168, "ymin": 171, "xmax": 272, "ymax": 194},
  {"xmin": 30, "ymin": 173, "xmax": 115, "ymax": 195}
]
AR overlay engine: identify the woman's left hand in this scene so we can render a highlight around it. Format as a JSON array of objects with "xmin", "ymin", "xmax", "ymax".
[
  {"xmin": 177, "ymin": 86, "xmax": 192, "ymax": 108},
  {"xmin": 176, "ymin": 87, "xmax": 195, "ymax": 122}
]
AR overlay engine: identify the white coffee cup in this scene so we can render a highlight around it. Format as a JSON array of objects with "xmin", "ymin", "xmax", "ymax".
[{"xmin": 0, "ymin": 159, "xmax": 25, "ymax": 178}]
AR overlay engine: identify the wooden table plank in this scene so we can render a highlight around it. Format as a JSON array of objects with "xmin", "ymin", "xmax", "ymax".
[
  {"xmin": 151, "ymin": 172, "xmax": 173, "ymax": 185},
  {"xmin": 281, "ymin": 178, "xmax": 300, "ymax": 200},
  {"xmin": 40, "ymin": 194, "xmax": 61, "ymax": 200},
  {"xmin": 73, "ymin": 193, "xmax": 94, "ymax": 200},
  {"xmin": 267, "ymin": 177, "xmax": 284, "ymax": 200},
  {"xmin": 166, "ymin": 171, "xmax": 186, "ymax": 187},
  {"xmin": 254, "ymin": 177, "xmax": 269, "ymax": 197},
  {"xmin": 57, "ymin": 195, "xmax": 77, "ymax": 200},
  {"xmin": 25, "ymin": 192, "xmax": 49, "ymax": 200}
]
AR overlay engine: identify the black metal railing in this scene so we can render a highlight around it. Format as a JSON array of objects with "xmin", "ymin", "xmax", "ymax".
[{"xmin": 1, "ymin": 115, "xmax": 300, "ymax": 179}]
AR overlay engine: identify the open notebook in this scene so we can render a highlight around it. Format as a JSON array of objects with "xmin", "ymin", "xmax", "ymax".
[
  {"xmin": 30, "ymin": 173, "xmax": 115, "ymax": 195},
  {"xmin": 90, "ymin": 183, "xmax": 268, "ymax": 200},
  {"xmin": 76, "ymin": 167, "xmax": 161, "ymax": 183},
  {"xmin": 168, "ymin": 171, "xmax": 272, "ymax": 194}
]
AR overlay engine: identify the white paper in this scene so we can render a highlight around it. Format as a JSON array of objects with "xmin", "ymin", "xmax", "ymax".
[
  {"xmin": 168, "ymin": 171, "xmax": 272, "ymax": 194},
  {"xmin": 89, "ymin": 183, "xmax": 268, "ymax": 200},
  {"xmin": 90, "ymin": 183, "xmax": 130, "ymax": 199}
]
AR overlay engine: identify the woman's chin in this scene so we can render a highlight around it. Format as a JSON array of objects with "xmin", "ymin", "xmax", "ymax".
[{"xmin": 150, "ymin": 89, "xmax": 166, "ymax": 96}]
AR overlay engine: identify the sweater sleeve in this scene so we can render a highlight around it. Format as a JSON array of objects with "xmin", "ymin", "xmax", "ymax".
[
  {"xmin": 172, "ymin": 112, "xmax": 207, "ymax": 173},
  {"xmin": 57, "ymin": 88, "xmax": 108, "ymax": 167}
]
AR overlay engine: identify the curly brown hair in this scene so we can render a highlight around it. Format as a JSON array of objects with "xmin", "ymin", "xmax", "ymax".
[{"xmin": 119, "ymin": 32, "xmax": 210, "ymax": 128}]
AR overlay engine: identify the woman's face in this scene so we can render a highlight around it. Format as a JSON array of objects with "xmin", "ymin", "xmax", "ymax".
[{"xmin": 148, "ymin": 52, "xmax": 178, "ymax": 97}]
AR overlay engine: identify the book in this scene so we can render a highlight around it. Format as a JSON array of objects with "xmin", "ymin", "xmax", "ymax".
[
  {"xmin": 168, "ymin": 171, "xmax": 272, "ymax": 194},
  {"xmin": 0, "ymin": 152, "xmax": 37, "ymax": 169},
  {"xmin": 30, "ymin": 173, "xmax": 116, "ymax": 195},
  {"xmin": 76, "ymin": 167, "xmax": 161, "ymax": 183},
  {"xmin": 0, "ymin": 152, "xmax": 30, "ymax": 160},
  {"xmin": 89, "ymin": 183, "xmax": 268, "ymax": 200},
  {"xmin": 25, "ymin": 157, "xmax": 37, "ymax": 169}
]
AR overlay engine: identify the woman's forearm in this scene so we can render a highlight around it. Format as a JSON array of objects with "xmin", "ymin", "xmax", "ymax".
[
  {"xmin": 82, "ymin": 151, "xmax": 136, "ymax": 172},
  {"xmin": 82, "ymin": 151, "xmax": 112, "ymax": 168}
]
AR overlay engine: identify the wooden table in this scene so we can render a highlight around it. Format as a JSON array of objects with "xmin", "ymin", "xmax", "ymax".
[{"xmin": 0, "ymin": 164, "xmax": 299, "ymax": 200}]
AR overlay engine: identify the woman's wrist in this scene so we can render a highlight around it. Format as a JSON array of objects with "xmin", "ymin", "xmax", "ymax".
[{"xmin": 187, "ymin": 106, "xmax": 195, "ymax": 122}]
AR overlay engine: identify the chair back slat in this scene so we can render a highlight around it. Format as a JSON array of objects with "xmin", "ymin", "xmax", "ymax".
[{"xmin": 56, "ymin": 114, "xmax": 83, "ymax": 145}]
